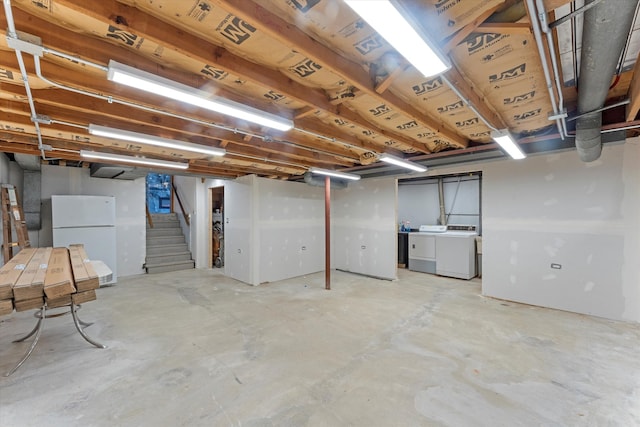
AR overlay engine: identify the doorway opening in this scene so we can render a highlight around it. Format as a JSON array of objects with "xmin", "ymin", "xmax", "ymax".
[
  {"xmin": 146, "ymin": 173, "xmax": 172, "ymax": 214},
  {"xmin": 397, "ymin": 172, "xmax": 482, "ymax": 279},
  {"xmin": 209, "ymin": 186, "xmax": 224, "ymax": 269}
]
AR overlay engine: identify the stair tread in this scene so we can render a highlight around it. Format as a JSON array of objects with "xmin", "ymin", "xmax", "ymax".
[
  {"xmin": 147, "ymin": 236, "xmax": 185, "ymax": 240},
  {"xmin": 146, "ymin": 214, "xmax": 192, "ymax": 274},
  {"xmin": 145, "ymin": 259, "xmax": 195, "ymax": 268},
  {"xmin": 145, "ymin": 252, "xmax": 192, "ymax": 259}
]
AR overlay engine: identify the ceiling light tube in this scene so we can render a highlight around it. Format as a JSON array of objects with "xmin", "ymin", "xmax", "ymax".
[
  {"xmin": 80, "ymin": 150, "xmax": 189, "ymax": 170},
  {"xmin": 107, "ymin": 60, "xmax": 294, "ymax": 132},
  {"xmin": 89, "ymin": 124, "xmax": 225, "ymax": 157},
  {"xmin": 344, "ymin": 0, "xmax": 450, "ymax": 78},
  {"xmin": 491, "ymin": 129, "xmax": 526, "ymax": 160},
  {"xmin": 309, "ymin": 167, "xmax": 361, "ymax": 181},
  {"xmin": 379, "ymin": 154, "xmax": 427, "ymax": 172}
]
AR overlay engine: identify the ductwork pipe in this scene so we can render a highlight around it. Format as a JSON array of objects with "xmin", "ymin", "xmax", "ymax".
[
  {"xmin": 438, "ymin": 178, "xmax": 446, "ymax": 226},
  {"xmin": 576, "ymin": 0, "xmax": 638, "ymax": 162}
]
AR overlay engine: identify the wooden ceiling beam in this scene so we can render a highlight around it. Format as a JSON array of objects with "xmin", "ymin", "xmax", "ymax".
[
  {"xmin": 0, "ymin": 133, "xmax": 292, "ymax": 179},
  {"xmin": 0, "ymin": 89, "xmax": 353, "ymax": 167},
  {"xmin": 11, "ymin": 1, "xmax": 426, "ymax": 159},
  {"xmin": 543, "ymin": 0, "xmax": 572, "ymax": 10},
  {"xmin": 295, "ymin": 117, "xmax": 404, "ymax": 158},
  {"xmin": 211, "ymin": 0, "xmax": 466, "ymax": 148},
  {"xmin": 443, "ymin": 3, "xmax": 506, "ymax": 52},
  {"xmin": 626, "ymin": 52, "xmax": 640, "ymax": 121},
  {"xmin": 0, "ymin": 52, "xmax": 365, "ymax": 163},
  {"xmin": 475, "ymin": 22, "xmax": 532, "ymax": 35},
  {"xmin": 0, "ymin": 25, "xmax": 376, "ymax": 165},
  {"xmin": 0, "ymin": 139, "xmax": 80, "ymax": 161},
  {"xmin": 375, "ymin": 65, "xmax": 410, "ymax": 94},
  {"xmin": 335, "ymin": 107, "xmax": 427, "ymax": 156},
  {"xmin": 444, "ymin": 66, "xmax": 507, "ymax": 131},
  {"xmin": 0, "ymin": 113, "xmax": 305, "ymax": 175}
]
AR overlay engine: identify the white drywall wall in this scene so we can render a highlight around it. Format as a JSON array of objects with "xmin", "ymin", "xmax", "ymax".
[
  {"xmin": 332, "ymin": 177, "xmax": 397, "ymax": 280},
  {"xmin": 256, "ymin": 178, "xmax": 324, "ymax": 283},
  {"xmin": 398, "ymin": 181, "xmax": 437, "ymax": 229},
  {"xmin": 40, "ymin": 165, "xmax": 146, "ymax": 278},
  {"xmin": 482, "ymin": 141, "xmax": 640, "ymax": 321},
  {"xmin": 173, "ymin": 175, "xmax": 197, "ymax": 255},
  {"xmin": 398, "ymin": 176, "xmax": 480, "ymax": 230},
  {"xmin": 223, "ymin": 176, "xmax": 255, "ymax": 285},
  {"xmin": 444, "ymin": 177, "xmax": 480, "ymax": 229},
  {"xmin": 0, "ymin": 152, "xmax": 9, "ymax": 182}
]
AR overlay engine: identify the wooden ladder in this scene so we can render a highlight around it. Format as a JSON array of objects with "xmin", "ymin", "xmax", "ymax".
[{"xmin": 1, "ymin": 184, "xmax": 30, "ymax": 263}]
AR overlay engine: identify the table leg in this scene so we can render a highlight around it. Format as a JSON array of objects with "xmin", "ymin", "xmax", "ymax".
[
  {"xmin": 12, "ymin": 317, "xmax": 42, "ymax": 343},
  {"xmin": 5, "ymin": 306, "xmax": 46, "ymax": 376},
  {"xmin": 71, "ymin": 304, "xmax": 106, "ymax": 349}
]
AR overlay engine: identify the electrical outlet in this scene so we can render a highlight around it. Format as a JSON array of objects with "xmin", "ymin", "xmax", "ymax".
[{"xmin": 551, "ymin": 263, "xmax": 562, "ymax": 269}]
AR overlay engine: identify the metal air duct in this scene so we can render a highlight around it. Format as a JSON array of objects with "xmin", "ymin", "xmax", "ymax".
[
  {"xmin": 303, "ymin": 172, "xmax": 349, "ymax": 189},
  {"xmin": 575, "ymin": 0, "xmax": 638, "ymax": 162}
]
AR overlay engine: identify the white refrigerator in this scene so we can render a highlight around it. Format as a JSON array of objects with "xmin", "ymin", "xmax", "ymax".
[{"xmin": 52, "ymin": 195, "xmax": 117, "ymax": 285}]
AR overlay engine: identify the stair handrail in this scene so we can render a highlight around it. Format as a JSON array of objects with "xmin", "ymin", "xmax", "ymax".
[
  {"xmin": 172, "ymin": 181, "xmax": 190, "ymax": 227},
  {"xmin": 146, "ymin": 203, "xmax": 154, "ymax": 229}
]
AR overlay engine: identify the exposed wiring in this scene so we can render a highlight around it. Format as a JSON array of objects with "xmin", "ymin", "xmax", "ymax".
[
  {"xmin": 532, "ymin": 0, "xmax": 567, "ymax": 140},
  {"xmin": 548, "ymin": 0, "xmax": 604, "ymax": 29},
  {"xmin": 3, "ymin": 0, "xmax": 56, "ymax": 160},
  {"xmin": 566, "ymin": 99, "xmax": 630, "ymax": 122},
  {"xmin": 441, "ymin": 75, "xmax": 498, "ymax": 132}
]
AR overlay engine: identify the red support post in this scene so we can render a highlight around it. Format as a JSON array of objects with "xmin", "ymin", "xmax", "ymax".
[{"xmin": 325, "ymin": 175, "xmax": 331, "ymax": 290}]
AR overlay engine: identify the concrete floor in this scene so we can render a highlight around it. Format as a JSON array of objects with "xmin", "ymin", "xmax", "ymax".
[{"xmin": 0, "ymin": 268, "xmax": 639, "ymax": 426}]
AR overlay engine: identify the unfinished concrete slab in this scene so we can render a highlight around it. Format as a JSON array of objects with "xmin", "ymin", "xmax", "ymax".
[{"xmin": 1, "ymin": 269, "xmax": 638, "ymax": 426}]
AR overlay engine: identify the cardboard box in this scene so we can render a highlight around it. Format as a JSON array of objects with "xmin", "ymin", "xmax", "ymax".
[
  {"xmin": 0, "ymin": 247, "xmax": 37, "ymax": 300},
  {"xmin": 68, "ymin": 245, "xmax": 99, "ymax": 292},
  {"xmin": 13, "ymin": 247, "xmax": 52, "ymax": 301},
  {"xmin": 45, "ymin": 294, "xmax": 72, "ymax": 309},
  {"xmin": 15, "ymin": 297, "xmax": 44, "ymax": 312},
  {"xmin": 0, "ymin": 299, "xmax": 13, "ymax": 316},
  {"xmin": 43, "ymin": 248, "xmax": 76, "ymax": 299},
  {"xmin": 72, "ymin": 289, "xmax": 97, "ymax": 305}
]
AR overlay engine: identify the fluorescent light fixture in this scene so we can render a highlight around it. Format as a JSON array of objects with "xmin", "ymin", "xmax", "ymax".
[
  {"xmin": 88, "ymin": 124, "xmax": 225, "ymax": 157},
  {"xmin": 491, "ymin": 129, "xmax": 526, "ymax": 160},
  {"xmin": 107, "ymin": 60, "xmax": 294, "ymax": 132},
  {"xmin": 379, "ymin": 154, "xmax": 427, "ymax": 172},
  {"xmin": 309, "ymin": 167, "xmax": 361, "ymax": 181},
  {"xmin": 80, "ymin": 150, "xmax": 189, "ymax": 170},
  {"xmin": 344, "ymin": 0, "xmax": 450, "ymax": 77}
]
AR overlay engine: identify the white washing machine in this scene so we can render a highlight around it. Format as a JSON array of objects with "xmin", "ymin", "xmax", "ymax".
[{"xmin": 435, "ymin": 231, "xmax": 477, "ymax": 280}]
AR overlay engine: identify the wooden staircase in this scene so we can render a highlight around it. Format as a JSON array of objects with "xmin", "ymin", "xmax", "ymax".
[{"xmin": 145, "ymin": 213, "xmax": 195, "ymax": 274}]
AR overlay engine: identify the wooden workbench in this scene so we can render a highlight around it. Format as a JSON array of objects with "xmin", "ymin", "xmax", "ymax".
[{"xmin": 0, "ymin": 245, "xmax": 107, "ymax": 376}]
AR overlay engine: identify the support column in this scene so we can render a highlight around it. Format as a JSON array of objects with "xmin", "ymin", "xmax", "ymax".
[{"xmin": 325, "ymin": 175, "xmax": 330, "ymax": 290}]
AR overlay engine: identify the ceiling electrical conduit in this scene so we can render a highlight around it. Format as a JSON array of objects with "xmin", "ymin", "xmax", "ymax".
[
  {"xmin": 31, "ymin": 118, "xmax": 301, "ymax": 171},
  {"xmin": 526, "ymin": 0, "xmax": 566, "ymax": 140},
  {"xmin": 1, "ymin": 3, "xmax": 352, "ymax": 172},
  {"xmin": 34, "ymin": 47, "xmax": 363, "ymax": 169},
  {"xmin": 535, "ymin": 0, "xmax": 569, "ymax": 139},
  {"xmin": 441, "ymin": 75, "xmax": 498, "ymax": 132},
  {"xmin": 3, "ymin": 0, "xmax": 56, "ymax": 160},
  {"xmin": 31, "ymin": 55, "xmax": 306, "ymax": 170}
]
